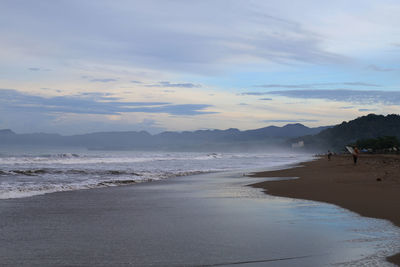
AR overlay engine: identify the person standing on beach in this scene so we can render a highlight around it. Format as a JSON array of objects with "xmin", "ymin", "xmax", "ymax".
[
  {"xmin": 353, "ymin": 147, "xmax": 359, "ymax": 165},
  {"xmin": 327, "ymin": 150, "xmax": 332, "ymax": 160}
]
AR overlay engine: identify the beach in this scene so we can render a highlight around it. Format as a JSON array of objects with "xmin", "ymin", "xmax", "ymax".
[
  {"xmin": 250, "ymin": 154, "xmax": 400, "ymax": 265},
  {"xmin": 1, "ymin": 166, "xmax": 399, "ymax": 266}
]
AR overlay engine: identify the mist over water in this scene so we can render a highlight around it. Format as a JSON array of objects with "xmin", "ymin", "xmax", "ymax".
[{"xmin": 0, "ymin": 147, "xmax": 313, "ymax": 199}]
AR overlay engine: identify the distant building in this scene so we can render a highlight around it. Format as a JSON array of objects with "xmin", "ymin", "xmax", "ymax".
[{"xmin": 292, "ymin": 140, "xmax": 304, "ymax": 148}]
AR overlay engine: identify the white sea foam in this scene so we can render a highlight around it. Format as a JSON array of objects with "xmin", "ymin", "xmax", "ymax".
[
  {"xmin": 0, "ymin": 153, "xmax": 225, "ymax": 165},
  {"xmin": 0, "ymin": 169, "xmax": 216, "ymax": 199},
  {"xmin": 0, "ymin": 150, "xmax": 313, "ymax": 199}
]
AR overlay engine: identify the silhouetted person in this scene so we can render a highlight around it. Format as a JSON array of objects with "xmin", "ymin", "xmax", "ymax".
[
  {"xmin": 327, "ymin": 150, "xmax": 332, "ymax": 160},
  {"xmin": 353, "ymin": 147, "xmax": 359, "ymax": 165}
]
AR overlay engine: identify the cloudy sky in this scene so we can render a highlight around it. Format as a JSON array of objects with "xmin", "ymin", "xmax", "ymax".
[{"xmin": 1, "ymin": 0, "xmax": 400, "ymax": 134}]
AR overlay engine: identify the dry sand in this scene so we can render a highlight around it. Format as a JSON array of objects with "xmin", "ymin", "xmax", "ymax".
[{"xmin": 249, "ymin": 154, "xmax": 400, "ymax": 265}]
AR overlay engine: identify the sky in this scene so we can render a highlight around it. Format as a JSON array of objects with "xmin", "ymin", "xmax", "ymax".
[{"xmin": 1, "ymin": 0, "xmax": 400, "ymax": 134}]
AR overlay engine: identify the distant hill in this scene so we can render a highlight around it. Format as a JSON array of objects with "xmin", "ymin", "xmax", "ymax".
[
  {"xmin": 0, "ymin": 123, "xmax": 329, "ymax": 151},
  {"xmin": 237, "ymin": 124, "xmax": 329, "ymax": 140},
  {"xmin": 293, "ymin": 114, "xmax": 400, "ymax": 151},
  {"xmin": 0, "ymin": 129, "xmax": 15, "ymax": 135}
]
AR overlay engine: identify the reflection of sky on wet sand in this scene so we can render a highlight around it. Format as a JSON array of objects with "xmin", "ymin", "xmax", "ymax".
[{"xmin": 196, "ymin": 172, "xmax": 400, "ymax": 266}]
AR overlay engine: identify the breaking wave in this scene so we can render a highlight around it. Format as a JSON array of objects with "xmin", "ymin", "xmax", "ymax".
[
  {"xmin": 0, "ymin": 168, "xmax": 142, "ymax": 177},
  {"xmin": 0, "ymin": 169, "xmax": 214, "ymax": 199},
  {"xmin": 0, "ymin": 151, "xmax": 314, "ymax": 200},
  {"xmin": 0, "ymin": 152, "xmax": 225, "ymax": 165}
]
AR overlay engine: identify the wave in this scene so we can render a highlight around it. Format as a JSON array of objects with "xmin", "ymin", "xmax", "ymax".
[
  {"xmin": 0, "ymin": 168, "xmax": 142, "ymax": 177},
  {"xmin": 0, "ymin": 152, "xmax": 314, "ymax": 200},
  {"xmin": 0, "ymin": 179, "xmax": 139, "ymax": 200},
  {"xmin": 40, "ymin": 153, "xmax": 80, "ymax": 158},
  {"xmin": 0, "ymin": 153, "xmax": 227, "ymax": 165},
  {"xmin": 97, "ymin": 179, "xmax": 138, "ymax": 186},
  {"xmin": 0, "ymin": 169, "xmax": 214, "ymax": 199}
]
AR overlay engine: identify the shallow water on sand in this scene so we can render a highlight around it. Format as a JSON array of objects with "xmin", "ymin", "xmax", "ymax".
[{"xmin": 0, "ymin": 170, "xmax": 399, "ymax": 266}]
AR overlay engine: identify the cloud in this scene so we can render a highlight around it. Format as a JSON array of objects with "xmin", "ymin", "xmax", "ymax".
[
  {"xmin": 358, "ymin": 108, "xmax": 377, "ymax": 112},
  {"xmin": 367, "ymin": 65, "xmax": 395, "ymax": 72},
  {"xmin": 254, "ymin": 82, "xmax": 380, "ymax": 89},
  {"xmin": 131, "ymin": 80, "xmax": 142, "ymax": 84},
  {"xmin": 0, "ymin": 1, "xmax": 349, "ymax": 75},
  {"xmin": 127, "ymin": 104, "xmax": 216, "ymax": 115},
  {"xmin": 241, "ymin": 92, "xmax": 270, "ymax": 96},
  {"xmin": 255, "ymin": 84, "xmax": 306, "ymax": 89},
  {"xmin": 90, "ymin": 78, "xmax": 118, "ymax": 83},
  {"xmin": 259, "ymin": 98, "xmax": 272, "ymax": 101},
  {"xmin": 78, "ymin": 92, "xmax": 122, "ymax": 101},
  {"xmin": 28, "ymin": 67, "xmax": 51, "ymax": 71},
  {"xmin": 146, "ymin": 81, "xmax": 201, "ymax": 88},
  {"xmin": 342, "ymin": 82, "xmax": 381, "ymax": 87},
  {"xmin": 266, "ymin": 89, "xmax": 400, "ymax": 105},
  {"xmin": 262, "ymin": 119, "xmax": 318, "ymax": 123},
  {"xmin": 0, "ymin": 89, "xmax": 214, "ymax": 116}
]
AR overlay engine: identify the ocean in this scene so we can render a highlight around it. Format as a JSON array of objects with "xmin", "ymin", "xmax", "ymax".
[
  {"xmin": 1, "ymin": 148, "xmax": 400, "ymax": 265},
  {"xmin": 0, "ymin": 148, "xmax": 313, "ymax": 199}
]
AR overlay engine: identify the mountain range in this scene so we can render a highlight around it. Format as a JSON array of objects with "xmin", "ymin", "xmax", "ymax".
[
  {"xmin": 4, "ymin": 114, "xmax": 399, "ymax": 152},
  {"xmin": 0, "ymin": 124, "xmax": 329, "ymax": 151}
]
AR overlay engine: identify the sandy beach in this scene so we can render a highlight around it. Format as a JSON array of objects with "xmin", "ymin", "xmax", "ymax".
[{"xmin": 250, "ymin": 154, "xmax": 400, "ymax": 265}]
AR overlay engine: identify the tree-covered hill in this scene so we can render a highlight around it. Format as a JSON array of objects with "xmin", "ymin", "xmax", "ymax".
[{"xmin": 293, "ymin": 114, "xmax": 400, "ymax": 151}]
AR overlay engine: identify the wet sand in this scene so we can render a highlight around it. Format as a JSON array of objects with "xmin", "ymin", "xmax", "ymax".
[
  {"xmin": 250, "ymin": 154, "xmax": 400, "ymax": 265},
  {"xmin": 1, "ymin": 169, "xmax": 397, "ymax": 266}
]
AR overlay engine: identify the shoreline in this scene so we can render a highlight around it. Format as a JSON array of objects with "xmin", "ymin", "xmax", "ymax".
[
  {"xmin": 2, "ymin": 170, "xmax": 385, "ymax": 266},
  {"xmin": 249, "ymin": 154, "xmax": 400, "ymax": 266}
]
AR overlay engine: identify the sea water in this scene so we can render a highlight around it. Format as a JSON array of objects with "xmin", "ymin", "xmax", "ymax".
[
  {"xmin": 1, "ymin": 148, "xmax": 400, "ymax": 265},
  {"xmin": 0, "ymin": 147, "xmax": 312, "ymax": 199}
]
